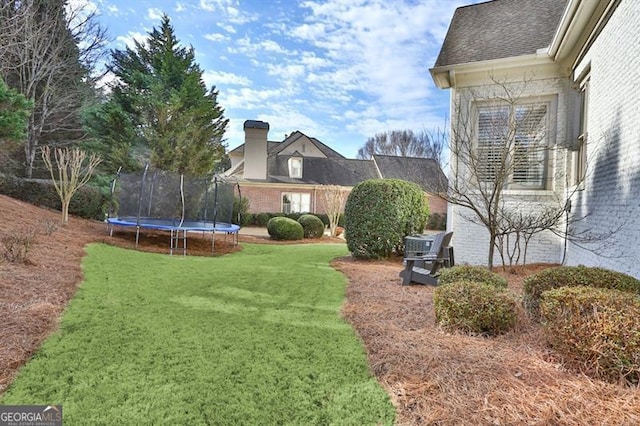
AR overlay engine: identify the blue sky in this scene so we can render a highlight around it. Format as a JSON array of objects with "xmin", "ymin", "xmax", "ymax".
[{"xmin": 86, "ymin": 0, "xmax": 474, "ymax": 158}]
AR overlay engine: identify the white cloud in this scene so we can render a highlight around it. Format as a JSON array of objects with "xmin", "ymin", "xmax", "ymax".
[
  {"xmin": 287, "ymin": 0, "xmax": 465, "ymax": 135},
  {"xmin": 106, "ymin": 4, "xmax": 119, "ymax": 15},
  {"xmin": 217, "ymin": 23, "xmax": 236, "ymax": 34},
  {"xmin": 203, "ymin": 70, "xmax": 252, "ymax": 87},
  {"xmin": 220, "ymin": 87, "xmax": 293, "ymax": 111},
  {"xmin": 147, "ymin": 8, "xmax": 163, "ymax": 21},
  {"xmin": 204, "ymin": 33, "xmax": 229, "ymax": 43},
  {"xmin": 175, "ymin": 2, "xmax": 186, "ymax": 13},
  {"xmin": 116, "ymin": 31, "xmax": 147, "ymax": 49},
  {"xmin": 266, "ymin": 64, "xmax": 305, "ymax": 80}
]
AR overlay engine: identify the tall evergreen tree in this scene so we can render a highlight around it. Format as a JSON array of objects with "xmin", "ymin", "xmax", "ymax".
[{"xmin": 106, "ymin": 14, "xmax": 228, "ymax": 175}]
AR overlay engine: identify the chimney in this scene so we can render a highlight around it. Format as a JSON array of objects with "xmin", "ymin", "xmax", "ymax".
[{"xmin": 243, "ymin": 120, "xmax": 269, "ymax": 180}]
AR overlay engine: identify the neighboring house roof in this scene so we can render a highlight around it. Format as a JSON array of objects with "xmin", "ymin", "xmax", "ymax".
[
  {"xmin": 434, "ymin": 0, "xmax": 568, "ymax": 67},
  {"xmin": 269, "ymin": 131, "xmax": 345, "ymax": 158},
  {"xmin": 303, "ymin": 158, "xmax": 380, "ymax": 186},
  {"xmin": 373, "ymin": 155, "xmax": 448, "ymax": 194}
]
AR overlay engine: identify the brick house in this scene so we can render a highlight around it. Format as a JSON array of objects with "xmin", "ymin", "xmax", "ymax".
[
  {"xmin": 430, "ymin": 0, "xmax": 640, "ymax": 277},
  {"xmin": 224, "ymin": 120, "xmax": 447, "ymax": 217}
]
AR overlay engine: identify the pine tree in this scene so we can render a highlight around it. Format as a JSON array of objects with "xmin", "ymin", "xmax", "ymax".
[{"xmin": 107, "ymin": 14, "xmax": 228, "ymax": 175}]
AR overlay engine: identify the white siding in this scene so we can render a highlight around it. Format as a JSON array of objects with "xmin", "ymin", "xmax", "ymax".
[
  {"xmin": 564, "ymin": 0, "xmax": 640, "ymax": 278},
  {"xmin": 449, "ymin": 77, "xmax": 572, "ymax": 267}
]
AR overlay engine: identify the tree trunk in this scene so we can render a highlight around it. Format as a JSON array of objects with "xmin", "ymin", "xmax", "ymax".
[{"xmin": 487, "ymin": 232, "xmax": 496, "ymax": 270}]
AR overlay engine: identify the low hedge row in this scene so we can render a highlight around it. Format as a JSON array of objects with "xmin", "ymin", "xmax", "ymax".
[
  {"xmin": 523, "ymin": 265, "xmax": 640, "ymax": 320},
  {"xmin": 540, "ymin": 286, "xmax": 640, "ymax": 385},
  {"xmin": 245, "ymin": 212, "xmax": 344, "ymax": 228},
  {"xmin": 0, "ymin": 174, "xmax": 109, "ymax": 220},
  {"xmin": 434, "ymin": 280, "xmax": 517, "ymax": 336},
  {"xmin": 434, "ymin": 266, "xmax": 516, "ymax": 336},
  {"xmin": 266, "ymin": 217, "xmax": 304, "ymax": 240}
]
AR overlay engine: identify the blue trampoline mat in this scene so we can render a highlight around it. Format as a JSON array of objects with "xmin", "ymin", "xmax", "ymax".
[{"xmin": 107, "ymin": 217, "xmax": 240, "ymax": 233}]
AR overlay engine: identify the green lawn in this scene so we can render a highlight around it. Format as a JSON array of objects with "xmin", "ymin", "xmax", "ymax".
[{"xmin": 1, "ymin": 243, "xmax": 394, "ymax": 425}]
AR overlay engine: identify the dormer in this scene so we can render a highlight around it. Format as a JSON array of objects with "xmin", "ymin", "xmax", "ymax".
[{"xmin": 288, "ymin": 152, "xmax": 303, "ymax": 178}]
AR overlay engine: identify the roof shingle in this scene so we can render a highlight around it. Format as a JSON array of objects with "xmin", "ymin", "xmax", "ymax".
[{"xmin": 434, "ymin": 0, "xmax": 568, "ymax": 67}]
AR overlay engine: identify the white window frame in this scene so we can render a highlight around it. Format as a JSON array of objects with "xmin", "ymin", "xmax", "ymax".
[
  {"xmin": 282, "ymin": 192, "xmax": 310, "ymax": 213},
  {"xmin": 474, "ymin": 98, "xmax": 553, "ymax": 190},
  {"xmin": 288, "ymin": 157, "xmax": 302, "ymax": 178},
  {"xmin": 574, "ymin": 76, "xmax": 589, "ymax": 187}
]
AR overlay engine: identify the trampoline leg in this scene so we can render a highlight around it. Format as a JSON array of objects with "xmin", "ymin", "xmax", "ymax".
[
  {"xmin": 135, "ymin": 227, "xmax": 140, "ymax": 247},
  {"xmin": 211, "ymin": 231, "xmax": 216, "ymax": 255}
]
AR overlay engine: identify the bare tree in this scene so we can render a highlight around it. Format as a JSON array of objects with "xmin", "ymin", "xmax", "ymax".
[
  {"xmin": 0, "ymin": 0, "xmax": 108, "ymax": 177},
  {"xmin": 356, "ymin": 128, "xmax": 446, "ymax": 167},
  {"xmin": 41, "ymin": 146, "xmax": 101, "ymax": 224},
  {"xmin": 447, "ymin": 77, "xmax": 556, "ymax": 269},
  {"xmin": 322, "ymin": 185, "xmax": 347, "ymax": 237},
  {"xmin": 447, "ymin": 75, "xmax": 616, "ymax": 269}
]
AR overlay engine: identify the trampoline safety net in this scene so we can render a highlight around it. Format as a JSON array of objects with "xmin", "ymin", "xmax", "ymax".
[{"xmin": 109, "ymin": 168, "xmax": 239, "ymax": 228}]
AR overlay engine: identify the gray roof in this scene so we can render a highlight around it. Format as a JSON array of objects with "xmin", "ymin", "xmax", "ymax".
[
  {"xmin": 269, "ymin": 131, "xmax": 345, "ymax": 158},
  {"xmin": 434, "ymin": 0, "xmax": 568, "ymax": 67},
  {"xmin": 302, "ymin": 158, "xmax": 380, "ymax": 186},
  {"xmin": 266, "ymin": 156, "xmax": 379, "ymax": 186},
  {"xmin": 373, "ymin": 155, "xmax": 448, "ymax": 194}
]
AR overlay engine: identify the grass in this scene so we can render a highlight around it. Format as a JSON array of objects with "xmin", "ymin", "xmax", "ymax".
[{"xmin": 1, "ymin": 243, "xmax": 394, "ymax": 425}]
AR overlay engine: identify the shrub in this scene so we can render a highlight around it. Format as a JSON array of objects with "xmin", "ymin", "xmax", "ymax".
[
  {"xmin": 344, "ymin": 179, "xmax": 429, "ymax": 259},
  {"xmin": 232, "ymin": 196, "xmax": 251, "ymax": 226},
  {"xmin": 2, "ymin": 226, "xmax": 38, "ymax": 263},
  {"xmin": 255, "ymin": 212, "xmax": 271, "ymax": 227},
  {"xmin": 267, "ymin": 217, "xmax": 304, "ymax": 240},
  {"xmin": 523, "ymin": 265, "xmax": 640, "ymax": 319},
  {"xmin": 540, "ymin": 286, "xmax": 640, "ymax": 385},
  {"xmin": 297, "ymin": 214, "xmax": 325, "ymax": 239},
  {"xmin": 434, "ymin": 281, "xmax": 517, "ymax": 336},
  {"xmin": 426, "ymin": 212, "xmax": 447, "ymax": 230},
  {"xmin": 0, "ymin": 174, "xmax": 108, "ymax": 220},
  {"xmin": 439, "ymin": 265, "xmax": 508, "ymax": 289}
]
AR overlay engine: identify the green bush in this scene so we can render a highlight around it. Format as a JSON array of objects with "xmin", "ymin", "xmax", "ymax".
[
  {"xmin": 540, "ymin": 286, "xmax": 640, "ymax": 385},
  {"xmin": 0, "ymin": 174, "xmax": 108, "ymax": 220},
  {"xmin": 426, "ymin": 212, "xmax": 447, "ymax": 230},
  {"xmin": 434, "ymin": 281, "xmax": 517, "ymax": 336},
  {"xmin": 232, "ymin": 196, "xmax": 251, "ymax": 226},
  {"xmin": 255, "ymin": 212, "xmax": 271, "ymax": 227},
  {"xmin": 523, "ymin": 265, "xmax": 640, "ymax": 320},
  {"xmin": 297, "ymin": 214, "xmax": 325, "ymax": 239},
  {"xmin": 344, "ymin": 179, "xmax": 429, "ymax": 259},
  {"xmin": 266, "ymin": 217, "xmax": 304, "ymax": 240},
  {"xmin": 439, "ymin": 265, "xmax": 508, "ymax": 289}
]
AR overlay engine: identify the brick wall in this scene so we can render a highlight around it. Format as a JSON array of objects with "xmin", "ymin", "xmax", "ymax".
[
  {"xmin": 241, "ymin": 183, "xmax": 448, "ymax": 219},
  {"xmin": 564, "ymin": 0, "xmax": 640, "ymax": 278}
]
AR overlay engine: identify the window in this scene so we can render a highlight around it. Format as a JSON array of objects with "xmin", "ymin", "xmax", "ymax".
[
  {"xmin": 574, "ymin": 78, "xmax": 589, "ymax": 186},
  {"xmin": 288, "ymin": 157, "xmax": 302, "ymax": 178},
  {"xmin": 476, "ymin": 101, "xmax": 549, "ymax": 189},
  {"xmin": 282, "ymin": 192, "xmax": 310, "ymax": 213}
]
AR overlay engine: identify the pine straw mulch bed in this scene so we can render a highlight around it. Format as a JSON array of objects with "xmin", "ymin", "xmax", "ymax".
[
  {"xmin": 334, "ymin": 257, "xmax": 640, "ymax": 425},
  {"xmin": 1, "ymin": 194, "xmax": 639, "ymax": 424}
]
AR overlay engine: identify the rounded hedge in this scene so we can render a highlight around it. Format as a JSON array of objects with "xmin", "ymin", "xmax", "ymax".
[
  {"xmin": 540, "ymin": 286, "xmax": 640, "ymax": 385},
  {"xmin": 434, "ymin": 280, "xmax": 517, "ymax": 336},
  {"xmin": 297, "ymin": 214, "xmax": 325, "ymax": 239},
  {"xmin": 523, "ymin": 265, "xmax": 640, "ymax": 320},
  {"xmin": 439, "ymin": 265, "xmax": 508, "ymax": 289},
  {"xmin": 266, "ymin": 216, "xmax": 304, "ymax": 240},
  {"xmin": 344, "ymin": 179, "xmax": 429, "ymax": 259}
]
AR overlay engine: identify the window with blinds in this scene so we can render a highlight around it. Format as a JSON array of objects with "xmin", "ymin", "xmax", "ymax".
[{"xmin": 476, "ymin": 102, "xmax": 548, "ymax": 189}]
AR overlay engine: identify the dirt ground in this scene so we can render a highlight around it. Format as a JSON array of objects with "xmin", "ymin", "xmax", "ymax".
[{"xmin": 1, "ymin": 194, "xmax": 639, "ymax": 424}]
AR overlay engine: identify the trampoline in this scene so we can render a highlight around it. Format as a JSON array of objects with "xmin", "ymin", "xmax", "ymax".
[{"xmin": 106, "ymin": 166, "xmax": 241, "ymax": 255}]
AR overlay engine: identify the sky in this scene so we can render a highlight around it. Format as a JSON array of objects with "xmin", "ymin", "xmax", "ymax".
[{"xmin": 85, "ymin": 0, "xmax": 475, "ymax": 158}]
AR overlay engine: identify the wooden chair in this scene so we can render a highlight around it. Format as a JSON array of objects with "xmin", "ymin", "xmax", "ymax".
[{"xmin": 399, "ymin": 232, "xmax": 454, "ymax": 285}]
